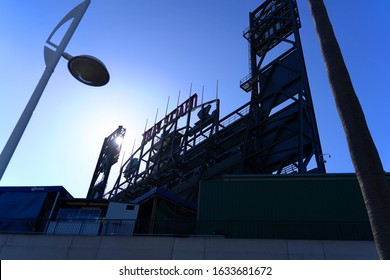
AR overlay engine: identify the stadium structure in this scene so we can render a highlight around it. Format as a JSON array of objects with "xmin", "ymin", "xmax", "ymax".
[
  {"xmin": 0, "ymin": 0, "xmax": 386, "ymax": 259},
  {"xmin": 79, "ymin": 0, "xmax": 350, "ymax": 238},
  {"xmin": 89, "ymin": 0, "xmax": 326, "ymax": 205}
]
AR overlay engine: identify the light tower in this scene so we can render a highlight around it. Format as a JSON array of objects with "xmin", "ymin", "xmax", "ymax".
[
  {"xmin": 240, "ymin": 0, "xmax": 326, "ymax": 174},
  {"xmin": 87, "ymin": 126, "xmax": 126, "ymax": 199}
]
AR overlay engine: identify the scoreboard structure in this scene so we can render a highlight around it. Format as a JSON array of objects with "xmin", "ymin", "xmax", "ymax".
[{"xmin": 99, "ymin": 0, "xmax": 325, "ymax": 205}]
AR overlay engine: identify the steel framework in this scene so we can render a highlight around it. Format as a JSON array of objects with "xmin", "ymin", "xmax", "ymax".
[
  {"xmin": 87, "ymin": 125, "xmax": 126, "ymax": 199},
  {"xmin": 105, "ymin": 0, "xmax": 325, "ymax": 204},
  {"xmin": 239, "ymin": 0, "xmax": 325, "ymax": 174}
]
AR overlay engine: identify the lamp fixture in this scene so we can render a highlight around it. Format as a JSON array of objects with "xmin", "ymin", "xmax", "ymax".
[{"xmin": 67, "ymin": 54, "xmax": 110, "ymax": 87}]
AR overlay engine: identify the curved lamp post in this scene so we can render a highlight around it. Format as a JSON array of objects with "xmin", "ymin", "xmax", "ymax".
[{"xmin": 0, "ymin": 0, "xmax": 109, "ymax": 180}]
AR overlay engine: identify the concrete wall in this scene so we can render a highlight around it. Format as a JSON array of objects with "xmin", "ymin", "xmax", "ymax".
[{"xmin": 0, "ymin": 234, "xmax": 379, "ymax": 260}]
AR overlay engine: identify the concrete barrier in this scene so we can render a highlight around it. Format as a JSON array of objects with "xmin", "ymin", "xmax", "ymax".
[{"xmin": 0, "ymin": 234, "xmax": 379, "ymax": 260}]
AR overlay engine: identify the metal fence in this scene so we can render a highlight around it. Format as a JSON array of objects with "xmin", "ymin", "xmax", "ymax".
[{"xmin": 0, "ymin": 218, "xmax": 373, "ymax": 240}]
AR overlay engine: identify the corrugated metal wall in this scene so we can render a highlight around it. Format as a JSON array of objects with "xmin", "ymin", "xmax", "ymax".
[{"xmin": 197, "ymin": 174, "xmax": 390, "ymax": 240}]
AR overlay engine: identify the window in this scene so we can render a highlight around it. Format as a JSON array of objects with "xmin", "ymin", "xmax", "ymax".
[
  {"xmin": 57, "ymin": 208, "xmax": 101, "ymax": 220},
  {"xmin": 126, "ymin": 205, "xmax": 135, "ymax": 211}
]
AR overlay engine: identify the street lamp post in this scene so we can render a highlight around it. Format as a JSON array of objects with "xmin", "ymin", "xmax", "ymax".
[{"xmin": 0, "ymin": 0, "xmax": 109, "ymax": 180}]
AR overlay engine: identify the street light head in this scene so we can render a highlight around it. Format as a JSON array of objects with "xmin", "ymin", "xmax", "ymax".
[{"xmin": 67, "ymin": 55, "xmax": 109, "ymax": 87}]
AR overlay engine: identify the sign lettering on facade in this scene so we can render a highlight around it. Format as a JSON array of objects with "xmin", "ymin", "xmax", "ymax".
[{"xmin": 143, "ymin": 94, "xmax": 198, "ymax": 143}]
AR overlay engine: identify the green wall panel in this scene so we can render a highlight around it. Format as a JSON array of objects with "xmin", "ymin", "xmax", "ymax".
[{"xmin": 197, "ymin": 174, "xmax": 390, "ymax": 240}]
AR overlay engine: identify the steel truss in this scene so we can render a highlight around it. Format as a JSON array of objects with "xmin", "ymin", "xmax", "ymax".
[
  {"xmin": 87, "ymin": 125, "xmax": 126, "ymax": 199},
  {"xmin": 105, "ymin": 0, "xmax": 325, "ymax": 204},
  {"xmin": 240, "ymin": 0, "xmax": 325, "ymax": 174}
]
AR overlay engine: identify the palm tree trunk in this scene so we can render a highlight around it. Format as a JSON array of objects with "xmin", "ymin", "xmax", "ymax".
[{"xmin": 307, "ymin": 0, "xmax": 390, "ymax": 259}]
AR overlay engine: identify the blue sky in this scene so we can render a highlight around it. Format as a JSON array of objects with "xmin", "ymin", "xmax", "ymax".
[{"xmin": 0, "ymin": 0, "xmax": 389, "ymax": 198}]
